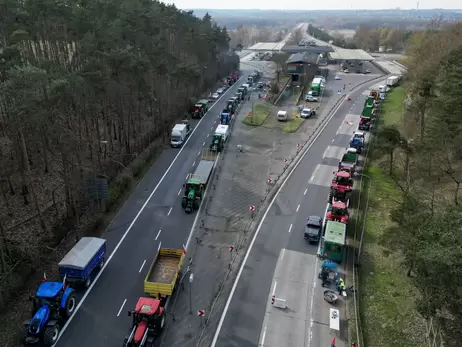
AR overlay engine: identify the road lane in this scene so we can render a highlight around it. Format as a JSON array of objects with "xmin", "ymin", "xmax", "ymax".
[
  {"xmin": 55, "ymin": 72, "xmax": 250, "ymax": 347},
  {"xmin": 212, "ymin": 77, "xmax": 387, "ymax": 347}
]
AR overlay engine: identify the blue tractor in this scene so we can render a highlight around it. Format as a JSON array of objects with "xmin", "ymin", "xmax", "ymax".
[{"xmin": 23, "ymin": 281, "xmax": 76, "ymax": 345}]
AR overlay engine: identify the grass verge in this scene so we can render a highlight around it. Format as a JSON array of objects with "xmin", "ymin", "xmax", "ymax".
[
  {"xmin": 357, "ymin": 86, "xmax": 426, "ymax": 347},
  {"xmin": 242, "ymin": 103, "xmax": 271, "ymax": 126},
  {"xmin": 282, "ymin": 117, "xmax": 304, "ymax": 133}
]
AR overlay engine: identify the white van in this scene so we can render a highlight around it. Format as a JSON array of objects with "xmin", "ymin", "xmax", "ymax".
[
  {"xmin": 277, "ymin": 110, "xmax": 288, "ymax": 122},
  {"xmin": 214, "ymin": 124, "xmax": 229, "ymax": 142},
  {"xmin": 170, "ymin": 122, "xmax": 191, "ymax": 148}
]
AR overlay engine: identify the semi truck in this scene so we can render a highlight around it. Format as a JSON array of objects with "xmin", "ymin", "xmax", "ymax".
[
  {"xmin": 181, "ymin": 149, "xmax": 217, "ymax": 213},
  {"xmin": 123, "ymin": 248, "xmax": 184, "ymax": 347},
  {"xmin": 310, "ymin": 77, "xmax": 324, "ymax": 96}
]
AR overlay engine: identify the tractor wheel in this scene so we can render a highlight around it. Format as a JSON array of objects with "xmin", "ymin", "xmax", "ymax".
[
  {"xmin": 181, "ymin": 197, "xmax": 187, "ymax": 209},
  {"xmin": 193, "ymin": 198, "xmax": 200, "ymax": 210},
  {"xmin": 61, "ymin": 291, "xmax": 76, "ymax": 318},
  {"xmin": 84, "ymin": 276, "xmax": 92, "ymax": 289},
  {"xmin": 22, "ymin": 324, "xmax": 29, "ymax": 342},
  {"xmin": 42, "ymin": 325, "xmax": 60, "ymax": 346}
]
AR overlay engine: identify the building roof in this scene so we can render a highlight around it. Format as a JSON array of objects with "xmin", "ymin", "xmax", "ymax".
[
  {"xmin": 329, "ymin": 47, "xmax": 375, "ymax": 61},
  {"xmin": 281, "ymin": 45, "xmax": 335, "ymax": 54},
  {"xmin": 286, "ymin": 52, "xmax": 320, "ymax": 65}
]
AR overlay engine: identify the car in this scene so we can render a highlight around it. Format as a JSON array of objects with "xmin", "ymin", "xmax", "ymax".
[
  {"xmin": 305, "ymin": 96, "xmax": 318, "ymax": 102},
  {"xmin": 364, "ymin": 69, "xmax": 371, "ymax": 74},
  {"xmin": 216, "ymin": 88, "xmax": 224, "ymax": 94},
  {"xmin": 304, "ymin": 215, "xmax": 323, "ymax": 243},
  {"xmin": 212, "ymin": 92, "xmax": 220, "ymax": 99},
  {"xmin": 356, "ymin": 69, "xmax": 361, "ymax": 73},
  {"xmin": 343, "ymin": 69, "xmax": 349, "ymax": 73},
  {"xmin": 300, "ymin": 108, "xmax": 316, "ymax": 118},
  {"xmin": 335, "ymin": 75, "xmax": 341, "ymax": 80}
]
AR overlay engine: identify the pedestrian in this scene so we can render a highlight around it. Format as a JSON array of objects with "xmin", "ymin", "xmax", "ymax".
[{"xmin": 338, "ymin": 277, "xmax": 346, "ymax": 295}]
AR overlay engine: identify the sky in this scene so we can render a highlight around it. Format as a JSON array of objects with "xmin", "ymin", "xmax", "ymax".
[{"xmin": 169, "ymin": 0, "xmax": 461, "ymax": 10}]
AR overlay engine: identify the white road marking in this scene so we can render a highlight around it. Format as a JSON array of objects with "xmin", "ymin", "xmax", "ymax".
[
  {"xmin": 332, "ymin": 138, "xmax": 335, "ymax": 142},
  {"xmin": 296, "ymin": 204, "xmax": 300, "ymax": 212},
  {"xmin": 207, "ymin": 134, "xmax": 209, "ymax": 137},
  {"xmin": 280, "ymin": 249, "xmax": 285, "ymax": 260},
  {"xmin": 167, "ymin": 207, "xmax": 172, "ymax": 216},
  {"xmin": 304, "ymin": 189, "xmax": 308, "ymax": 195},
  {"xmin": 309, "ymin": 165, "xmax": 320, "ymax": 184},
  {"xmin": 155, "ymin": 230, "xmax": 162, "ymax": 240},
  {"xmin": 185, "ymin": 174, "xmax": 189, "ymax": 180},
  {"xmin": 158, "ymin": 242, "xmax": 162, "ymax": 252},
  {"xmin": 211, "ymin": 126, "xmax": 213, "ymax": 130},
  {"xmin": 192, "ymin": 161, "xmax": 196, "ymax": 166},
  {"xmin": 288, "ymin": 224, "xmax": 293, "ymax": 233},
  {"xmin": 117, "ymin": 299, "xmax": 127, "ymax": 317},
  {"xmin": 261, "ymin": 326, "xmax": 267, "ymax": 346},
  {"xmin": 138, "ymin": 260, "xmax": 146, "ymax": 273},
  {"xmin": 54, "ymin": 75, "xmax": 244, "ymax": 344},
  {"xmin": 272, "ymin": 281, "xmax": 278, "ymax": 296},
  {"xmin": 177, "ymin": 189, "xmax": 181, "ymax": 196},
  {"xmin": 211, "ymin": 78, "xmax": 385, "ymax": 346},
  {"xmin": 197, "ymin": 151, "xmax": 200, "ymax": 156},
  {"xmin": 202, "ymin": 142, "xmax": 205, "ymax": 146}
]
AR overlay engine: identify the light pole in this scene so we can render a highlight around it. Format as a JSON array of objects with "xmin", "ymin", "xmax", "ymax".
[
  {"xmin": 189, "ymin": 273, "xmax": 194, "ymax": 314},
  {"xmin": 355, "ymin": 173, "xmax": 372, "ymax": 263}
]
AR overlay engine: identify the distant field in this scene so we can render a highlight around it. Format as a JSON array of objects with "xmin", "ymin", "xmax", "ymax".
[{"xmin": 329, "ymin": 29, "xmax": 356, "ymax": 38}]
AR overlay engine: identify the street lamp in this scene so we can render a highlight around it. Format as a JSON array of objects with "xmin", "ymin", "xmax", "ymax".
[
  {"xmin": 354, "ymin": 173, "xmax": 372, "ymax": 263},
  {"xmin": 189, "ymin": 273, "xmax": 194, "ymax": 314}
]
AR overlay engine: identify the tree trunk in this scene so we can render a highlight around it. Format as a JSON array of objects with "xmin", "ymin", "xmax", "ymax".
[{"xmin": 19, "ymin": 129, "xmax": 47, "ymax": 234}]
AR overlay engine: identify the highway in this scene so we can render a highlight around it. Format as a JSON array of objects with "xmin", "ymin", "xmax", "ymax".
[
  {"xmin": 53, "ymin": 72, "xmax": 250, "ymax": 347},
  {"xmin": 211, "ymin": 78, "xmax": 387, "ymax": 347}
]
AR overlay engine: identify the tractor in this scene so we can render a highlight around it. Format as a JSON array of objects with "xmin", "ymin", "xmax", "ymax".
[
  {"xmin": 23, "ymin": 281, "xmax": 76, "ymax": 345},
  {"xmin": 123, "ymin": 297, "xmax": 166, "ymax": 347},
  {"xmin": 181, "ymin": 176, "xmax": 205, "ymax": 213},
  {"xmin": 326, "ymin": 201, "xmax": 350, "ymax": 224},
  {"xmin": 210, "ymin": 134, "xmax": 225, "ymax": 152},
  {"xmin": 349, "ymin": 131, "xmax": 365, "ymax": 153},
  {"xmin": 358, "ymin": 116, "xmax": 371, "ymax": 131},
  {"xmin": 329, "ymin": 171, "xmax": 353, "ymax": 203}
]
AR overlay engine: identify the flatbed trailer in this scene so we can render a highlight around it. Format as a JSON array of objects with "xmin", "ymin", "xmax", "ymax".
[{"xmin": 144, "ymin": 248, "xmax": 184, "ymax": 299}]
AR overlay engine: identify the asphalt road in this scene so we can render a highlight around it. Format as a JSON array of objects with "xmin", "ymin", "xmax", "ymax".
[
  {"xmin": 53, "ymin": 72, "xmax": 250, "ymax": 347},
  {"xmin": 212, "ymin": 77, "xmax": 388, "ymax": 347}
]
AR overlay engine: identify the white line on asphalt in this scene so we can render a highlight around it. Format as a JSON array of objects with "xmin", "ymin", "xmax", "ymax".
[
  {"xmin": 167, "ymin": 207, "xmax": 172, "ymax": 216},
  {"xmin": 280, "ymin": 249, "xmax": 285, "ymax": 260},
  {"xmin": 158, "ymin": 242, "xmax": 162, "ymax": 252},
  {"xmin": 202, "ymin": 142, "xmax": 205, "ymax": 146},
  {"xmin": 214, "ymin": 120, "xmax": 217, "ymax": 124},
  {"xmin": 272, "ymin": 281, "xmax": 278, "ymax": 296},
  {"xmin": 309, "ymin": 165, "xmax": 320, "ymax": 184},
  {"xmin": 138, "ymin": 260, "xmax": 146, "ymax": 273},
  {"xmin": 178, "ymin": 189, "xmax": 182, "ymax": 196},
  {"xmin": 288, "ymin": 224, "xmax": 292, "ymax": 233},
  {"xmin": 54, "ymin": 75, "xmax": 244, "ymax": 344},
  {"xmin": 211, "ymin": 78, "xmax": 383, "ymax": 347},
  {"xmin": 332, "ymin": 138, "xmax": 335, "ymax": 142},
  {"xmin": 304, "ymin": 189, "xmax": 308, "ymax": 195},
  {"xmin": 117, "ymin": 299, "xmax": 127, "ymax": 317},
  {"xmin": 155, "ymin": 230, "xmax": 161, "ymax": 240},
  {"xmin": 211, "ymin": 126, "xmax": 213, "ymax": 130},
  {"xmin": 207, "ymin": 134, "xmax": 210, "ymax": 138},
  {"xmin": 192, "ymin": 161, "xmax": 196, "ymax": 166},
  {"xmin": 296, "ymin": 204, "xmax": 300, "ymax": 212},
  {"xmin": 260, "ymin": 326, "xmax": 267, "ymax": 346}
]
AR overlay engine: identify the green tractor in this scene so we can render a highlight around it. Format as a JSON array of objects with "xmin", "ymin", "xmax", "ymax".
[{"xmin": 182, "ymin": 177, "xmax": 205, "ymax": 213}]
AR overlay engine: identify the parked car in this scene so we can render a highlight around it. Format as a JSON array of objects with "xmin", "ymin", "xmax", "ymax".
[
  {"xmin": 335, "ymin": 75, "xmax": 341, "ymax": 80},
  {"xmin": 364, "ymin": 69, "xmax": 371, "ymax": 74},
  {"xmin": 305, "ymin": 96, "xmax": 318, "ymax": 102},
  {"xmin": 304, "ymin": 216, "xmax": 323, "ymax": 243},
  {"xmin": 300, "ymin": 108, "xmax": 316, "ymax": 118},
  {"xmin": 216, "ymin": 88, "xmax": 224, "ymax": 94},
  {"xmin": 212, "ymin": 92, "xmax": 220, "ymax": 99},
  {"xmin": 343, "ymin": 69, "xmax": 349, "ymax": 73}
]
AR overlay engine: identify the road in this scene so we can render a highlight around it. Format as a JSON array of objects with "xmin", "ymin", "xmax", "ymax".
[
  {"xmin": 53, "ymin": 71, "xmax": 250, "ymax": 347},
  {"xmin": 211, "ymin": 77, "xmax": 387, "ymax": 347}
]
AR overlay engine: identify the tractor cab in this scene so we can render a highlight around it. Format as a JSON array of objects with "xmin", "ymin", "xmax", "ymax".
[
  {"xmin": 192, "ymin": 104, "xmax": 205, "ymax": 119},
  {"xmin": 358, "ymin": 116, "xmax": 371, "ymax": 131},
  {"xmin": 210, "ymin": 134, "xmax": 224, "ymax": 152},
  {"xmin": 332, "ymin": 171, "xmax": 353, "ymax": 187},
  {"xmin": 329, "ymin": 171, "xmax": 353, "ymax": 203},
  {"xmin": 350, "ymin": 131, "xmax": 365, "ymax": 153},
  {"xmin": 235, "ymin": 92, "xmax": 243, "ymax": 102},
  {"xmin": 353, "ymin": 131, "xmax": 365, "ymax": 140},
  {"xmin": 125, "ymin": 297, "xmax": 165, "ymax": 347},
  {"xmin": 326, "ymin": 201, "xmax": 350, "ymax": 223}
]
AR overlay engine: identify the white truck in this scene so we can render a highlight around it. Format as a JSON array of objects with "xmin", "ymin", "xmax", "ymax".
[
  {"xmin": 170, "ymin": 121, "xmax": 191, "ymax": 148},
  {"xmin": 386, "ymin": 76, "xmax": 399, "ymax": 87}
]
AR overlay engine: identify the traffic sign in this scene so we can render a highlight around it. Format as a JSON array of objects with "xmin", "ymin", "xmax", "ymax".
[
  {"xmin": 267, "ymin": 178, "xmax": 273, "ymax": 184},
  {"xmin": 249, "ymin": 205, "xmax": 255, "ymax": 211},
  {"xmin": 284, "ymin": 158, "xmax": 288, "ymax": 163},
  {"xmin": 229, "ymin": 245, "xmax": 235, "ymax": 252},
  {"xmin": 297, "ymin": 143, "xmax": 301, "ymax": 148},
  {"xmin": 197, "ymin": 310, "xmax": 205, "ymax": 317},
  {"xmin": 338, "ymin": 89, "xmax": 342, "ymax": 94}
]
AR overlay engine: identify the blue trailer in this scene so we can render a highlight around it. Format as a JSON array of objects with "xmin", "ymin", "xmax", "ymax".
[{"xmin": 58, "ymin": 237, "xmax": 106, "ymax": 289}]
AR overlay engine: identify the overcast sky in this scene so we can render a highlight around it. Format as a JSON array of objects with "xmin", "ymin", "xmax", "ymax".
[{"xmin": 169, "ymin": 0, "xmax": 461, "ymax": 10}]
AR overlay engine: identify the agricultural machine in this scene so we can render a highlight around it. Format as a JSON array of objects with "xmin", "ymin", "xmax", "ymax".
[{"xmin": 329, "ymin": 170, "xmax": 353, "ymax": 203}]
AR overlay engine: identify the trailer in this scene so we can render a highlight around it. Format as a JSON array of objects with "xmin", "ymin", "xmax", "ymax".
[
  {"xmin": 181, "ymin": 149, "xmax": 217, "ymax": 213},
  {"xmin": 58, "ymin": 237, "xmax": 106, "ymax": 288},
  {"xmin": 123, "ymin": 248, "xmax": 184, "ymax": 347},
  {"xmin": 386, "ymin": 76, "xmax": 399, "ymax": 87},
  {"xmin": 339, "ymin": 148, "xmax": 358, "ymax": 173},
  {"xmin": 321, "ymin": 221, "xmax": 346, "ymax": 263}
]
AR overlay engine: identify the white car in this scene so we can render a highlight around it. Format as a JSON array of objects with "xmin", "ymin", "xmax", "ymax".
[
  {"xmin": 305, "ymin": 96, "xmax": 318, "ymax": 102},
  {"xmin": 343, "ymin": 69, "xmax": 349, "ymax": 73},
  {"xmin": 300, "ymin": 108, "xmax": 316, "ymax": 118},
  {"xmin": 335, "ymin": 75, "xmax": 341, "ymax": 80},
  {"xmin": 216, "ymin": 88, "xmax": 224, "ymax": 94},
  {"xmin": 212, "ymin": 93, "xmax": 220, "ymax": 99}
]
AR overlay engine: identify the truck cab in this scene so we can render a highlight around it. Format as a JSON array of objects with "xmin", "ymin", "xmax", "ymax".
[{"xmin": 358, "ymin": 116, "xmax": 372, "ymax": 131}]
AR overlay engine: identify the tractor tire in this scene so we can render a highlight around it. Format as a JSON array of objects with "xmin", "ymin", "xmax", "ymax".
[
  {"xmin": 61, "ymin": 292, "xmax": 76, "ymax": 318},
  {"xmin": 193, "ymin": 198, "xmax": 200, "ymax": 210},
  {"xmin": 84, "ymin": 276, "xmax": 92, "ymax": 289},
  {"xmin": 42, "ymin": 325, "xmax": 60, "ymax": 346},
  {"xmin": 181, "ymin": 197, "xmax": 187, "ymax": 209}
]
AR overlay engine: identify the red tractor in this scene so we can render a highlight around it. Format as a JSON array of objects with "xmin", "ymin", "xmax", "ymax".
[
  {"xmin": 329, "ymin": 171, "xmax": 353, "ymax": 203},
  {"xmin": 326, "ymin": 201, "xmax": 350, "ymax": 224},
  {"xmin": 123, "ymin": 297, "xmax": 166, "ymax": 347}
]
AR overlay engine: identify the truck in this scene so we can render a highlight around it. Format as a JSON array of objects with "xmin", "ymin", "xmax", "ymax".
[
  {"xmin": 310, "ymin": 77, "xmax": 324, "ymax": 96},
  {"xmin": 361, "ymin": 105, "xmax": 375, "ymax": 118},
  {"xmin": 339, "ymin": 148, "xmax": 358, "ymax": 173},
  {"xmin": 170, "ymin": 121, "xmax": 192, "ymax": 148},
  {"xmin": 386, "ymin": 75, "xmax": 399, "ymax": 87},
  {"xmin": 123, "ymin": 248, "xmax": 184, "ymax": 346},
  {"xmin": 181, "ymin": 149, "xmax": 217, "ymax": 213},
  {"xmin": 321, "ymin": 221, "xmax": 346, "ymax": 263},
  {"xmin": 58, "ymin": 237, "xmax": 106, "ymax": 289},
  {"xmin": 210, "ymin": 124, "xmax": 229, "ymax": 152}
]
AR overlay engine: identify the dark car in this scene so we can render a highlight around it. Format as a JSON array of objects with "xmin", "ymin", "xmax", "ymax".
[{"xmin": 304, "ymin": 216, "xmax": 323, "ymax": 243}]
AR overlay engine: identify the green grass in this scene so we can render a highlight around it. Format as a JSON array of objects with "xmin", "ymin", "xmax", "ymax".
[
  {"xmin": 282, "ymin": 116, "xmax": 304, "ymax": 133},
  {"xmin": 242, "ymin": 104, "xmax": 270, "ymax": 126},
  {"xmin": 358, "ymin": 86, "xmax": 427, "ymax": 347}
]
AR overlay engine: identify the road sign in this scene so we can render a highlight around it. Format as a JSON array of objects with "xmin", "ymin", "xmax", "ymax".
[
  {"xmin": 338, "ymin": 89, "xmax": 342, "ymax": 94},
  {"xmin": 249, "ymin": 205, "xmax": 255, "ymax": 211},
  {"xmin": 182, "ymin": 244, "xmax": 187, "ymax": 255},
  {"xmin": 297, "ymin": 143, "xmax": 301, "ymax": 148},
  {"xmin": 267, "ymin": 178, "xmax": 273, "ymax": 184},
  {"xmin": 284, "ymin": 158, "xmax": 288, "ymax": 163},
  {"xmin": 229, "ymin": 245, "xmax": 234, "ymax": 252},
  {"xmin": 197, "ymin": 310, "xmax": 205, "ymax": 317}
]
